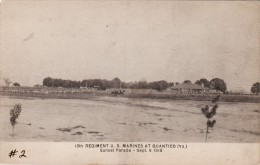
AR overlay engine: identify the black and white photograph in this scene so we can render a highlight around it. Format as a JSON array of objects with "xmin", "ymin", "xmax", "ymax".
[{"xmin": 0, "ymin": 1, "xmax": 259, "ymax": 163}]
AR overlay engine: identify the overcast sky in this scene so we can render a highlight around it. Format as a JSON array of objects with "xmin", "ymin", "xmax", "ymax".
[{"xmin": 0, "ymin": 1, "xmax": 259, "ymax": 91}]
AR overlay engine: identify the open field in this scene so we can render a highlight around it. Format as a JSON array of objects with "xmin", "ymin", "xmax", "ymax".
[
  {"xmin": 125, "ymin": 91, "xmax": 260, "ymax": 103},
  {"xmin": 0, "ymin": 96, "xmax": 259, "ymax": 142},
  {"xmin": 1, "ymin": 89, "xmax": 260, "ymax": 103}
]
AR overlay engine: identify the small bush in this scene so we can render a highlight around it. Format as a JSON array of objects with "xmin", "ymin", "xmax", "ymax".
[
  {"xmin": 201, "ymin": 95, "xmax": 220, "ymax": 142},
  {"xmin": 10, "ymin": 103, "xmax": 22, "ymax": 136}
]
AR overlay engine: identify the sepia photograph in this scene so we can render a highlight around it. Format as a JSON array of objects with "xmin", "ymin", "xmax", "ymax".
[{"xmin": 0, "ymin": 0, "xmax": 259, "ymax": 146}]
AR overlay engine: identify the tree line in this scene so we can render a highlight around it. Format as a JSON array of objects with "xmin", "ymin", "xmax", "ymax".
[
  {"xmin": 42, "ymin": 77, "xmax": 174, "ymax": 91},
  {"xmin": 42, "ymin": 77, "xmax": 232, "ymax": 93},
  {"xmin": 4, "ymin": 77, "xmax": 259, "ymax": 94}
]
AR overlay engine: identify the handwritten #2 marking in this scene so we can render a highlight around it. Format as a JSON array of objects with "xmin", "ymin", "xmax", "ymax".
[{"xmin": 9, "ymin": 149, "xmax": 27, "ymax": 158}]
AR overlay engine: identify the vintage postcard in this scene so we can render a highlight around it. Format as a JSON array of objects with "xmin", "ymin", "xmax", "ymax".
[{"xmin": 0, "ymin": 0, "xmax": 259, "ymax": 164}]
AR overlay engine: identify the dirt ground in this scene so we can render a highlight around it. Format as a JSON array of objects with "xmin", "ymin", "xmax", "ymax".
[{"xmin": 0, "ymin": 96, "xmax": 259, "ymax": 142}]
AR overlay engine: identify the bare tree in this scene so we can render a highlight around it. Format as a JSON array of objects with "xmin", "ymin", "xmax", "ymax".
[{"xmin": 3, "ymin": 78, "xmax": 12, "ymax": 87}]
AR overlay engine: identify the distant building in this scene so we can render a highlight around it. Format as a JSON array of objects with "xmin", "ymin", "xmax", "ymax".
[
  {"xmin": 93, "ymin": 86, "xmax": 101, "ymax": 90},
  {"xmin": 168, "ymin": 83, "xmax": 209, "ymax": 93},
  {"xmin": 34, "ymin": 84, "xmax": 44, "ymax": 88},
  {"xmin": 80, "ymin": 86, "xmax": 88, "ymax": 89}
]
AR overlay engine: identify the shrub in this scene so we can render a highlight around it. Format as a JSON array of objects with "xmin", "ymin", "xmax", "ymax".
[
  {"xmin": 201, "ymin": 95, "xmax": 220, "ymax": 142},
  {"xmin": 10, "ymin": 103, "xmax": 22, "ymax": 136}
]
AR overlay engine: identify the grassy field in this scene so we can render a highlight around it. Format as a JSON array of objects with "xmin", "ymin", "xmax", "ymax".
[
  {"xmin": 124, "ymin": 92, "xmax": 260, "ymax": 103},
  {"xmin": 1, "ymin": 90, "xmax": 259, "ymax": 103}
]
